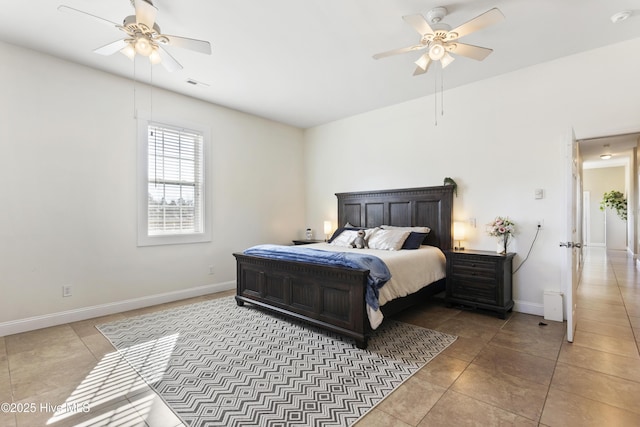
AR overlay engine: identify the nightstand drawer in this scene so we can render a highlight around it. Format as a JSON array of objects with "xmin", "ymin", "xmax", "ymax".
[
  {"xmin": 451, "ymin": 266, "xmax": 496, "ymax": 281},
  {"xmin": 449, "ymin": 278, "xmax": 496, "ymax": 303},
  {"xmin": 449, "ymin": 258, "xmax": 496, "ymax": 279}
]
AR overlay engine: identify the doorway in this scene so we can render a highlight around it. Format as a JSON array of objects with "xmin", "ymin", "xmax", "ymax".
[
  {"xmin": 583, "ymin": 166, "xmax": 627, "ymax": 249},
  {"xmin": 578, "ymin": 132, "xmax": 640, "ymax": 256},
  {"xmin": 564, "ymin": 130, "xmax": 639, "ymax": 342}
]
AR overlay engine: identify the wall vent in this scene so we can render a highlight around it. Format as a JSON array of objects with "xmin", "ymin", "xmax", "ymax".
[{"xmin": 186, "ymin": 78, "xmax": 210, "ymax": 87}]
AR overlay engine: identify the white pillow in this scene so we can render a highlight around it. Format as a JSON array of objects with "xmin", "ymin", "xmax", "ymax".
[
  {"xmin": 329, "ymin": 230, "xmax": 359, "ymax": 247},
  {"xmin": 363, "ymin": 227, "xmax": 379, "ymax": 239},
  {"xmin": 367, "ymin": 229, "xmax": 410, "ymax": 251},
  {"xmin": 380, "ymin": 225, "xmax": 431, "ymax": 234}
]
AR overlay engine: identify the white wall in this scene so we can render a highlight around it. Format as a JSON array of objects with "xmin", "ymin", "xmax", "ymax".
[
  {"xmin": 303, "ymin": 37, "xmax": 640, "ymax": 315},
  {"xmin": 0, "ymin": 42, "xmax": 305, "ymax": 331},
  {"xmin": 3, "ymin": 36, "xmax": 640, "ymax": 331}
]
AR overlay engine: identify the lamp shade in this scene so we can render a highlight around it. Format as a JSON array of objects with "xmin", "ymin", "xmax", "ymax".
[
  {"xmin": 453, "ymin": 221, "xmax": 466, "ymax": 241},
  {"xmin": 428, "ymin": 41, "xmax": 445, "ymax": 61},
  {"xmin": 149, "ymin": 48, "xmax": 162, "ymax": 65},
  {"xmin": 323, "ymin": 221, "xmax": 332, "ymax": 236},
  {"xmin": 120, "ymin": 43, "xmax": 136, "ymax": 60},
  {"xmin": 134, "ymin": 36, "xmax": 153, "ymax": 56},
  {"xmin": 441, "ymin": 52, "xmax": 455, "ymax": 68}
]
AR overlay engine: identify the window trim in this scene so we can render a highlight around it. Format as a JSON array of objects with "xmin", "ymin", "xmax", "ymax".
[{"xmin": 137, "ymin": 113, "xmax": 211, "ymax": 246}]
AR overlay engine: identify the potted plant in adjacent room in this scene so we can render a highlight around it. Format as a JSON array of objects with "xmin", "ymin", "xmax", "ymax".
[
  {"xmin": 487, "ymin": 216, "xmax": 515, "ymax": 254},
  {"xmin": 600, "ymin": 190, "xmax": 627, "ymax": 220}
]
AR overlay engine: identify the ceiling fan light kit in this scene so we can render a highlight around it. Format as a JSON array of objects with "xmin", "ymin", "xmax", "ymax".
[
  {"xmin": 373, "ymin": 6, "xmax": 505, "ymax": 76},
  {"xmin": 58, "ymin": 0, "xmax": 211, "ymax": 72},
  {"xmin": 133, "ymin": 35, "xmax": 154, "ymax": 57},
  {"xmin": 428, "ymin": 40, "xmax": 445, "ymax": 60}
]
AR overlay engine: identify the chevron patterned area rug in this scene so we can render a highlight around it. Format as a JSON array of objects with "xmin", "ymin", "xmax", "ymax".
[{"xmin": 98, "ymin": 296, "xmax": 456, "ymax": 427}]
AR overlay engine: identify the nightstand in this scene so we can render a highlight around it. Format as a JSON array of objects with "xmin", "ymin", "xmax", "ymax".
[
  {"xmin": 292, "ymin": 239, "xmax": 324, "ymax": 245},
  {"xmin": 445, "ymin": 249, "xmax": 515, "ymax": 318}
]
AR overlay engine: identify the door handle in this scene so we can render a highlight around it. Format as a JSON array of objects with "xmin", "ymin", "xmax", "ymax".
[{"xmin": 559, "ymin": 242, "xmax": 583, "ymax": 248}]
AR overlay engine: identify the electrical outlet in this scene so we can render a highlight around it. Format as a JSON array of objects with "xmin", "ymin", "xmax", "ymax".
[
  {"xmin": 208, "ymin": 265, "xmax": 215, "ymax": 275},
  {"xmin": 62, "ymin": 285, "xmax": 72, "ymax": 297},
  {"xmin": 468, "ymin": 218, "xmax": 477, "ymax": 228}
]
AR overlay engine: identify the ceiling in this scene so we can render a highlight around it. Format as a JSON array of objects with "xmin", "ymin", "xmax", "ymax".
[
  {"xmin": 1, "ymin": 0, "xmax": 639, "ymax": 130},
  {"xmin": 580, "ymin": 133, "xmax": 640, "ymax": 169}
]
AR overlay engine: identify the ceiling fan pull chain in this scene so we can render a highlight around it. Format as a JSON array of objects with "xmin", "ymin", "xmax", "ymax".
[
  {"xmin": 133, "ymin": 58, "xmax": 137, "ymax": 118},
  {"xmin": 441, "ymin": 67, "xmax": 445, "ymax": 117},
  {"xmin": 434, "ymin": 68, "xmax": 438, "ymax": 126},
  {"xmin": 150, "ymin": 62, "xmax": 153, "ymax": 122}
]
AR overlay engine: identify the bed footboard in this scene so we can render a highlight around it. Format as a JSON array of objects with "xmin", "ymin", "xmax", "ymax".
[{"xmin": 234, "ymin": 253, "xmax": 371, "ymax": 348}]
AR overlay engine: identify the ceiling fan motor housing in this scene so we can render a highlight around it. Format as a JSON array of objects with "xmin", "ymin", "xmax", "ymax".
[{"xmin": 426, "ymin": 7, "xmax": 448, "ymax": 24}]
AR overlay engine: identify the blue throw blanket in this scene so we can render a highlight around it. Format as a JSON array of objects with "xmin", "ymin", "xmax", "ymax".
[{"xmin": 243, "ymin": 244, "xmax": 391, "ymax": 310}]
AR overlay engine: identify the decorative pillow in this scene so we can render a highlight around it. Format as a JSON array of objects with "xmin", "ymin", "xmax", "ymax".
[
  {"xmin": 329, "ymin": 229, "xmax": 359, "ymax": 247},
  {"xmin": 367, "ymin": 229, "xmax": 410, "ymax": 251},
  {"xmin": 381, "ymin": 225, "xmax": 431, "ymax": 247},
  {"xmin": 328, "ymin": 227, "xmax": 349, "ymax": 243},
  {"xmin": 401, "ymin": 232, "xmax": 429, "ymax": 249},
  {"xmin": 329, "ymin": 226, "xmax": 377, "ymax": 243},
  {"xmin": 363, "ymin": 227, "xmax": 379, "ymax": 239},
  {"xmin": 380, "ymin": 225, "xmax": 431, "ymax": 234}
]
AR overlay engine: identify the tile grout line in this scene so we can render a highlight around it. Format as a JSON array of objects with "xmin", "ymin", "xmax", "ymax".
[{"xmin": 610, "ymin": 254, "xmax": 640, "ymax": 357}]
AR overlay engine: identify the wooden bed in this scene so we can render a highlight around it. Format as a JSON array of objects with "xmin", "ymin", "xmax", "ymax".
[{"xmin": 234, "ymin": 185, "xmax": 454, "ymax": 349}]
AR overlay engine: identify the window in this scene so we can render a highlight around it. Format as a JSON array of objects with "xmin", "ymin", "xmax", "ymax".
[{"xmin": 138, "ymin": 117, "xmax": 210, "ymax": 246}]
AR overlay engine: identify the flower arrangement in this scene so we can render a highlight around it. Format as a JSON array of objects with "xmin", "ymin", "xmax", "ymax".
[
  {"xmin": 487, "ymin": 216, "xmax": 515, "ymax": 254},
  {"xmin": 600, "ymin": 190, "xmax": 627, "ymax": 221}
]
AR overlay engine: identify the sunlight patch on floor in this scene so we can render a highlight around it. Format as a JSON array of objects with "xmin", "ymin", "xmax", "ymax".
[{"xmin": 46, "ymin": 334, "xmax": 178, "ymax": 426}]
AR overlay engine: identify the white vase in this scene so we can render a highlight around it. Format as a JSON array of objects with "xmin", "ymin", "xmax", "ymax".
[{"xmin": 497, "ymin": 235, "xmax": 510, "ymax": 254}]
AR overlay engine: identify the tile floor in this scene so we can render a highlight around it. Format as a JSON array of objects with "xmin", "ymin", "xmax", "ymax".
[{"xmin": 1, "ymin": 247, "xmax": 639, "ymax": 426}]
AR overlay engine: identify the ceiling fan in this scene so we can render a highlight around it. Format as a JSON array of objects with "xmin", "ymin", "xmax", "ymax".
[
  {"xmin": 58, "ymin": 0, "xmax": 211, "ymax": 72},
  {"xmin": 373, "ymin": 7, "xmax": 504, "ymax": 76}
]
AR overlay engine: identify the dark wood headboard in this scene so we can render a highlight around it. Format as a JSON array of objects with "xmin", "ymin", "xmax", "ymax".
[{"xmin": 335, "ymin": 185, "xmax": 454, "ymax": 251}]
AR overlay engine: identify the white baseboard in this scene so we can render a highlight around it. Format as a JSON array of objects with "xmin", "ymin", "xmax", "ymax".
[
  {"xmin": 0, "ymin": 281, "xmax": 235, "ymax": 337},
  {"xmin": 513, "ymin": 300, "xmax": 544, "ymax": 317}
]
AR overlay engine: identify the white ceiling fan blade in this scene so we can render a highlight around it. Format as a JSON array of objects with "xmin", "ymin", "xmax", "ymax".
[
  {"xmin": 373, "ymin": 44, "xmax": 425, "ymax": 60},
  {"xmin": 162, "ymin": 35, "xmax": 212, "ymax": 55},
  {"xmin": 157, "ymin": 46, "xmax": 183, "ymax": 72},
  {"xmin": 134, "ymin": 0, "xmax": 158, "ymax": 29},
  {"xmin": 447, "ymin": 42, "xmax": 493, "ymax": 61},
  {"xmin": 94, "ymin": 39, "xmax": 128, "ymax": 56},
  {"xmin": 413, "ymin": 54, "xmax": 432, "ymax": 75},
  {"xmin": 57, "ymin": 5, "xmax": 120, "ymax": 28},
  {"xmin": 448, "ymin": 8, "xmax": 505, "ymax": 40},
  {"xmin": 402, "ymin": 14, "xmax": 434, "ymax": 36}
]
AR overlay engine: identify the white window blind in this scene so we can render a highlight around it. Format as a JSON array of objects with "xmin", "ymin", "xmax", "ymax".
[{"xmin": 147, "ymin": 123, "xmax": 203, "ymax": 236}]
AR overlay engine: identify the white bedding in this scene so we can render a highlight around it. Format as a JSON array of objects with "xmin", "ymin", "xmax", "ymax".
[{"xmin": 304, "ymin": 243, "xmax": 446, "ymax": 328}]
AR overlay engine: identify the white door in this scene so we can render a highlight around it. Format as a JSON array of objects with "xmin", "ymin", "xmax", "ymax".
[{"xmin": 562, "ymin": 128, "xmax": 583, "ymax": 342}]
